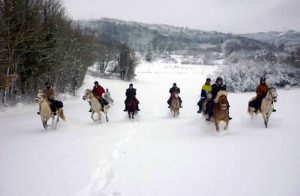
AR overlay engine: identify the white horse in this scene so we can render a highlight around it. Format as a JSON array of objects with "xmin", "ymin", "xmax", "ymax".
[
  {"xmin": 35, "ymin": 90, "xmax": 65, "ymax": 130},
  {"xmin": 82, "ymin": 89, "xmax": 110, "ymax": 122},
  {"xmin": 248, "ymin": 87, "xmax": 278, "ymax": 128}
]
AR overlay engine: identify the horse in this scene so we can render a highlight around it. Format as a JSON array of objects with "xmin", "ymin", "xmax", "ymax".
[
  {"xmin": 248, "ymin": 87, "xmax": 278, "ymax": 128},
  {"xmin": 170, "ymin": 93, "xmax": 180, "ymax": 117},
  {"xmin": 212, "ymin": 90, "xmax": 230, "ymax": 131},
  {"xmin": 127, "ymin": 98, "xmax": 138, "ymax": 119},
  {"xmin": 82, "ymin": 89, "xmax": 110, "ymax": 122},
  {"xmin": 35, "ymin": 90, "xmax": 65, "ymax": 130}
]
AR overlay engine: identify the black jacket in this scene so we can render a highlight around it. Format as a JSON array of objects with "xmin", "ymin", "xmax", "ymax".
[
  {"xmin": 126, "ymin": 88, "xmax": 136, "ymax": 98},
  {"xmin": 169, "ymin": 86, "xmax": 180, "ymax": 94},
  {"xmin": 211, "ymin": 83, "xmax": 226, "ymax": 99}
]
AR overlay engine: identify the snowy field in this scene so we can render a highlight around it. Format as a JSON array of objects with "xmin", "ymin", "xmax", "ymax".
[{"xmin": 1, "ymin": 61, "xmax": 300, "ymax": 196}]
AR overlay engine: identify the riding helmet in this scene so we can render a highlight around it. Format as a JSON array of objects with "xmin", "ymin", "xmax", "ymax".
[
  {"xmin": 94, "ymin": 81, "xmax": 99, "ymax": 85},
  {"xmin": 173, "ymin": 83, "xmax": 177, "ymax": 86},
  {"xmin": 129, "ymin": 83, "xmax": 133, "ymax": 87},
  {"xmin": 216, "ymin": 77, "xmax": 223, "ymax": 81},
  {"xmin": 260, "ymin": 76, "xmax": 266, "ymax": 82}
]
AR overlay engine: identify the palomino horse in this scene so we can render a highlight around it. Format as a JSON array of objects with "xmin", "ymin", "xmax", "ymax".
[
  {"xmin": 35, "ymin": 90, "xmax": 65, "ymax": 130},
  {"xmin": 127, "ymin": 98, "xmax": 138, "ymax": 119},
  {"xmin": 170, "ymin": 93, "xmax": 180, "ymax": 117},
  {"xmin": 248, "ymin": 87, "xmax": 278, "ymax": 128},
  {"xmin": 82, "ymin": 89, "xmax": 109, "ymax": 122},
  {"xmin": 212, "ymin": 91, "xmax": 230, "ymax": 131}
]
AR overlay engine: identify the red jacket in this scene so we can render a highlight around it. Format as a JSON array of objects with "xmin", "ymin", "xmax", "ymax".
[
  {"xmin": 256, "ymin": 83, "xmax": 269, "ymax": 99},
  {"xmin": 92, "ymin": 85, "xmax": 105, "ymax": 98}
]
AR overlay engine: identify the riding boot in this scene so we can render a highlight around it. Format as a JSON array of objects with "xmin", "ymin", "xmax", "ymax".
[
  {"xmin": 197, "ymin": 108, "xmax": 201, "ymax": 113},
  {"xmin": 123, "ymin": 104, "xmax": 127, "ymax": 111},
  {"xmin": 137, "ymin": 105, "xmax": 140, "ymax": 111},
  {"xmin": 273, "ymin": 109, "xmax": 276, "ymax": 112},
  {"xmin": 89, "ymin": 108, "xmax": 92, "ymax": 112}
]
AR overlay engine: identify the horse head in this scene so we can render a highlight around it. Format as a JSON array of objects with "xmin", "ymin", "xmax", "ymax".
[
  {"xmin": 268, "ymin": 87, "xmax": 278, "ymax": 103},
  {"xmin": 215, "ymin": 91, "xmax": 228, "ymax": 111},
  {"xmin": 83, "ymin": 89, "xmax": 93, "ymax": 100},
  {"xmin": 35, "ymin": 90, "xmax": 45, "ymax": 103}
]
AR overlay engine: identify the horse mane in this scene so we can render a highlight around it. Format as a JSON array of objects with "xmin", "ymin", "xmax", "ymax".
[{"xmin": 215, "ymin": 90, "xmax": 228, "ymax": 103}]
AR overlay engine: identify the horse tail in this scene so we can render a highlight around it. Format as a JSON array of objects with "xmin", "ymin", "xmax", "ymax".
[{"xmin": 60, "ymin": 109, "xmax": 66, "ymax": 121}]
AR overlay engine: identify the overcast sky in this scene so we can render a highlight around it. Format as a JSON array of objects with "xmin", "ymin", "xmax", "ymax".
[{"xmin": 62, "ymin": 0, "xmax": 300, "ymax": 34}]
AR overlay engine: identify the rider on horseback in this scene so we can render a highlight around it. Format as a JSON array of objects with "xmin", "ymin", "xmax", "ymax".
[
  {"xmin": 167, "ymin": 83, "xmax": 182, "ymax": 108},
  {"xmin": 206, "ymin": 77, "xmax": 232, "ymax": 121},
  {"xmin": 90, "ymin": 81, "xmax": 109, "ymax": 111},
  {"xmin": 197, "ymin": 78, "xmax": 212, "ymax": 113},
  {"xmin": 37, "ymin": 82, "xmax": 63, "ymax": 115},
  {"xmin": 123, "ymin": 83, "xmax": 140, "ymax": 111},
  {"xmin": 250, "ymin": 77, "xmax": 276, "ymax": 113}
]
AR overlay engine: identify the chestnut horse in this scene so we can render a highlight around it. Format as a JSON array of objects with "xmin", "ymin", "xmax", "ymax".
[
  {"xmin": 213, "ymin": 91, "xmax": 229, "ymax": 131},
  {"xmin": 82, "ymin": 89, "xmax": 109, "ymax": 122},
  {"xmin": 127, "ymin": 98, "xmax": 138, "ymax": 119},
  {"xmin": 36, "ymin": 90, "xmax": 65, "ymax": 130},
  {"xmin": 170, "ymin": 93, "xmax": 180, "ymax": 117},
  {"xmin": 248, "ymin": 87, "xmax": 278, "ymax": 128}
]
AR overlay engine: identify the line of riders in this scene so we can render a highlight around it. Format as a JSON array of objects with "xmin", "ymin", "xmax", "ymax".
[{"xmin": 37, "ymin": 76, "xmax": 276, "ymax": 118}]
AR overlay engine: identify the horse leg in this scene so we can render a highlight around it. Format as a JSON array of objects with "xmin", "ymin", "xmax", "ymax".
[
  {"xmin": 42, "ymin": 119, "xmax": 47, "ymax": 130},
  {"xmin": 214, "ymin": 119, "xmax": 220, "ymax": 131},
  {"xmin": 128, "ymin": 111, "xmax": 131, "ymax": 119},
  {"xmin": 261, "ymin": 113, "xmax": 268, "ymax": 128},
  {"xmin": 54, "ymin": 111, "xmax": 60, "ymax": 129},
  {"xmin": 91, "ymin": 111, "xmax": 95, "ymax": 121},
  {"xmin": 105, "ymin": 111, "xmax": 109, "ymax": 122},
  {"xmin": 224, "ymin": 120, "xmax": 229, "ymax": 130}
]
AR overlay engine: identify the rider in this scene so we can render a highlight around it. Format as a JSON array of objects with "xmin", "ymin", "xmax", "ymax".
[
  {"xmin": 37, "ymin": 82, "xmax": 56, "ymax": 115},
  {"xmin": 206, "ymin": 77, "xmax": 232, "ymax": 121},
  {"xmin": 251, "ymin": 76, "xmax": 276, "ymax": 112},
  {"xmin": 167, "ymin": 83, "xmax": 183, "ymax": 108},
  {"xmin": 123, "ymin": 83, "xmax": 140, "ymax": 111},
  {"xmin": 197, "ymin": 78, "xmax": 212, "ymax": 113},
  {"xmin": 91, "ymin": 81, "xmax": 109, "ymax": 111},
  {"xmin": 103, "ymin": 88, "xmax": 114, "ymax": 104}
]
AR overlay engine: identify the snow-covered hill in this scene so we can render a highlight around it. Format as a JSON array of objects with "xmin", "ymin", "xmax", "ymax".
[{"xmin": 1, "ymin": 62, "xmax": 299, "ymax": 196}]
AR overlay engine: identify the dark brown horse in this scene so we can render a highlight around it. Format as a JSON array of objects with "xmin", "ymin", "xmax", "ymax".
[
  {"xmin": 127, "ymin": 98, "xmax": 138, "ymax": 119},
  {"xmin": 213, "ymin": 91, "xmax": 229, "ymax": 131}
]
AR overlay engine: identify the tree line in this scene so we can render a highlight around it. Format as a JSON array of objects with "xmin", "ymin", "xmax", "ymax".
[{"xmin": 0, "ymin": 0, "xmax": 138, "ymax": 105}]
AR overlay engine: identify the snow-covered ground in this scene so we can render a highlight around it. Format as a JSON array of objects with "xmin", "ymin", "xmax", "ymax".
[{"xmin": 1, "ymin": 62, "xmax": 299, "ymax": 196}]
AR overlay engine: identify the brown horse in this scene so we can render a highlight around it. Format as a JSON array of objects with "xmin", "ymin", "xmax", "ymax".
[
  {"xmin": 36, "ymin": 90, "xmax": 65, "ymax": 130},
  {"xmin": 212, "ymin": 91, "xmax": 229, "ymax": 131},
  {"xmin": 127, "ymin": 98, "xmax": 138, "ymax": 119},
  {"xmin": 248, "ymin": 87, "xmax": 278, "ymax": 128},
  {"xmin": 170, "ymin": 93, "xmax": 180, "ymax": 117}
]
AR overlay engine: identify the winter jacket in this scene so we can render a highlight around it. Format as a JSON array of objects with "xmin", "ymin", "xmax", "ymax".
[
  {"xmin": 256, "ymin": 83, "xmax": 269, "ymax": 99},
  {"xmin": 211, "ymin": 83, "xmax": 226, "ymax": 99},
  {"xmin": 201, "ymin": 84, "xmax": 212, "ymax": 99},
  {"xmin": 126, "ymin": 88, "xmax": 137, "ymax": 98},
  {"xmin": 43, "ymin": 87, "xmax": 54, "ymax": 100},
  {"xmin": 169, "ymin": 86, "xmax": 180, "ymax": 94},
  {"xmin": 92, "ymin": 85, "xmax": 105, "ymax": 98}
]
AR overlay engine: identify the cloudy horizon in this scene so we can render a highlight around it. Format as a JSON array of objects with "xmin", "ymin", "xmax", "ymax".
[{"xmin": 62, "ymin": 0, "xmax": 300, "ymax": 34}]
